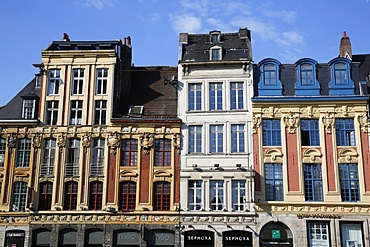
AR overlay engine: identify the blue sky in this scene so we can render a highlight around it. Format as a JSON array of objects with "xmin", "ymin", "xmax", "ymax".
[{"xmin": 1, "ymin": 0, "xmax": 370, "ymax": 106}]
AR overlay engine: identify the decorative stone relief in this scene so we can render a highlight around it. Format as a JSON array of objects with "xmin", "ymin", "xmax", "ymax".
[
  {"xmin": 264, "ymin": 148, "xmax": 283, "ymax": 163},
  {"xmin": 140, "ymin": 132, "xmax": 154, "ymax": 155},
  {"xmin": 173, "ymin": 133, "xmax": 181, "ymax": 152},
  {"xmin": 32, "ymin": 134, "xmax": 42, "ymax": 150},
  {"xmin": 7, "ymin": 133, "xmax": 17, "ymax": 152},
  {"xmin": 358, "ymin": 112, "xmax": 368, "ymax": 133},
  {"xmin": 57, "ymin": 134, "xmax": 66, "ymax": 152},
  {"xmin": 252, "ymin": 114, "xmax": 261, "ymax": 133},
  {"xmin": 323, "ymin": 112, "xmax": 334, "ymax": 133},
  {"xmin": 262, "ymin": 106, "xmax": 278, "ymax": 118},
  {"xmin": 302, "ymin": 148, "xmax": 322, "ymax": 163},
  {"xmin": 82, "ymin": 132, "xmax": 91, "ymax": 152},
  {"xmin": 107, "ymin": 132, "xmax": 120, "ymax": 154},
  {"xmin": 338, "ymin": 148, "xmax": 358, "ymax": 163},
  {"xmin": 284, "ymin": 112, "xmax": 299, "ymax": 134}
]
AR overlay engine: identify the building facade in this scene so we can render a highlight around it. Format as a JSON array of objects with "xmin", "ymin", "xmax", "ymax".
[
  {"xmin": 252, "ymin": 33, "xmax": 370, "ymax": 247},
  {"xmin": 0, "ymin": 36, "xmax": 181, "ymax": 247},
  {"xmin": 178, "ymin": 29, "xmax": 255, "ymax": 247}
]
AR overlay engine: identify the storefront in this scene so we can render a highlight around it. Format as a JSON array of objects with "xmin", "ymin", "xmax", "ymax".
[
  {"xmin": 114, "ymin": 230, "xmax": 141, "ymax": 247},
  {"xmin": 259, "ymin": 222, "xmax": 293, "ymax": 247},
  {"xmin": 85, "ymin": 229, "xmax": 104, "ymax": 247},
  {"xmin": 32, "ymin": 229, "xmax": 51, "ymax": 247},
  {"xmin": 58, "ymin": 228, "xmax": 77, "ymax": 247},
  {"xmin": 222, "ymin": 230, "xmax": 252, "ymax": 247},
  {"xmin": 5, "ymin": 230, "xmax": 25, "ymax": 247},
  {"xmin": 147, "ymin": 230, "xmax": 175, "ymax": 246},
  {"xmin": 184, "ymin": 230, "xmax": 214, "ymax": 247}
]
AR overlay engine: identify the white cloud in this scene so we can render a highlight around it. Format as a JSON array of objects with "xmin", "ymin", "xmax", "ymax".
[
  {"xmin": 258, "ymin": 2, "xmax": 297, "ymax": 23},
  {"xmin": 170, "ymin": 14, "xmax": 202, "ymax": 33},
  {"xmin": 139, "ymin": 12, "xmax": 162, "ymax": 23},
  {"xmin": 84, "ymin": 0, "xmax": 117, "ymax": 9},
  {"xmin": 276, "ymin": 31, "xmax": 304, "ymax": 47}
]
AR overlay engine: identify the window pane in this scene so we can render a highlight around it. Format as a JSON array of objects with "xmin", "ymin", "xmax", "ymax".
[
  {"xmin": 188, "ymin": 180, "xmax": 202, "ymax": 210},
  {"xmin": 188, "ymin": 125, "xmax": 202, "ymax": 153},
  {"xmin": 121, "ymin": 139, "xmax": 138, "ymax": 166},
  {"xmin": 263, "ymin": 119, "xmax": 281, "ymax": 146},
  {"xmin": 265, "ymin": 164, "xmax": 283, "ymax": 201},
  {"xmin": 230, "ymin": 82, "xmax": 244, "ymax": 110},
  {"xmin": 188, "ymin": 84, "xmax": 202, "ymax": 111}
]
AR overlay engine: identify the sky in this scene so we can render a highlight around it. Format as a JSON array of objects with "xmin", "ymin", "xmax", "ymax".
[{"xmin": 1, "ymin": 0, "xmax": 370, "ymax": 106}]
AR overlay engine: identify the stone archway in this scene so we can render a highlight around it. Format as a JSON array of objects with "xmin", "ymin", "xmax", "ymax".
[{"xmin": 259, "ymin": 221, "xmax": 293, "ymax": 247}]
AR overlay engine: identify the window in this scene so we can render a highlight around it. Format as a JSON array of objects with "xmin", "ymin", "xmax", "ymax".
[
  {"xmin": 11, "ymin": 182, "xmax": 27, "ymax": 212},
  {"xmin": 210, "ymin": 180, "xmax": 224, "ymax": 211},
  {"xmin": 188, "ymin": 125, "xmax": 202, "ymax": 153},
  {"xmin": 262, "ymin": 119, "xmax": 281, "ymax": 146},
  {"xmin": 210, "ymin": 33, "xmax": 219, "ymax": 43},
  {"xmin": 64, "ymin": 181, "xmax": 78, "ymax": 210},
  {"xmin": 48, "ymin": 69, "xmax": 61, "ymax": 95},
  {"xmin": 265, "ymin": 163, "xmax": 284, "ymax": 201},
  {"xmin": 334, "ymin": 63, "xmax": 347, "ymax": 85},
  {"xmin": 231, "ymin": 124, "xmax": 245, "ymax": 153},
  {"xmin": 210, "ymin": 48, "xmax": 221, "ymax": 61},
  {"xmin": 0, "ymin": 138, "xmax": 5, "ymax": 167},
  {"xmin": 307, "ymin": 222, "xmax": 330, "ymax": 247},
  {"xmin": 339, "ymin": 164, "xmax": 360, "ymax": 202},
  {"xmin": 209, "ymin": 82, "xmax": 222, "ymax": 110},
  {"xmin": 89, "ymin": 181, "xmax": 103, "ymax": 210},
  {"xmin": 340, "ymin": 223, "xmax": 364, "ymax": 247},
  {"xmin": 119, "ymin": 181, "xmax": 136, "ymax": 211},
  {"xmin": 210, "ymin": 124, "xmax": 223, "ymax": 153},
  {"xmin": 230, "ymin": 82, "xmax": 244, "ymax": 110},
  {"xmin": 232, "ymin": 180, "xmax": 246, "ymax": 211},
  {"xmin": 154, "ymin": 139, "xmax": 171, "ymax": 166},
  {"xmin": 188, "ymin": 83, "xmax": 202, "ymax": 111},
  {"xmin": 121, "ymin": 139, "xmax": 138, "ymax": 166},
  {"xmin": 22, "ymin": 99, "xmax": 36, "ymax": 119},
  {"xmin": 16, "ymin": 138, "xmax": 31, "ymax": 167},
  {"xmin": 72, "ymin": 68, "xmax": 84, "ymax": 95},
  {"xmin": 188, "ymin": 180, "xmax": 202, "ymax": 210},
  {"xmin": 303, "ymin": 164, "xmax": 323, "ymax": 201},
  {"xmin": 41, "ymin": 139, "xmax": 56, "ymax": 176},
  {"xmin": 153, "ymin": 181, "xmax": 171, "ymax": 211},
  {"xmin": 35, "ymin": 74, "xmax": 41, "ymax": 88},
  {"xmin": 336, "ymin": 118, "xmax": 355, "ymax": 146},
  {"xmin": 94, "ymin": 100, "xmax": 107, "ymax": 125},
  {"xmin": 39, "ymin": 182, "xmax": 53, "ymax": 210},
  {"xmin": 91, "ymin": 139, "xmax": 105, "ymax": 176},
  {"xmin": 70, "ymin": 100, "xmax": 83, "ymax": 125},
  {"xmin": 300, "ymin": 64, "xmax": 314, "ymax": 85},
  {"xmin": 301, "ymin": 119, "xmax": 320, "ymax": 146},
  {"xmin": 66, "ymin": 139, "xmax": 80, "ymax": 176},
  {"xmin": 46, "ymin": 100, "xmax": 58, "ymax": 125},
  {"xmin": 96, "ymin": 68, "xmax": 108, "ymax": 95},
  {"xmin": 263, "ymin": 64, "xmax": 277, "ymax": 85}
]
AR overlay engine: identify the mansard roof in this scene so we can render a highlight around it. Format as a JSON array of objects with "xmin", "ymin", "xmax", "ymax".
[{"xmin": 44, "ymin": 40, "xmax": 122, "ymax": 51}]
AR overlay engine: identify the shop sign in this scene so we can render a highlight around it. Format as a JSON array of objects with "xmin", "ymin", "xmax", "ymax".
[
  {"xmin": 36, "ymin": 231, "xmax": 51, "ymax": 245},
  {"xmin": 185, "ymin": 230, "xmax": 214, "ymax": 245},
  {"xmin": 271, "ymin": 230, "xmax": 280, "ymax": 239},
  {"xmin": 6, "ymin": 232, "xmax": 25, "ymax": 237},
  {"xmin": 87, "ymin": 230, "xmax": 103, "ymax": 245},
  {"xmin": 148, "ymin": 231, "xmax": 175, "ymax": 246},
  {"xmin": 222, "ymin": 230, "xmax": 252, "ymax": 246},
  {"xmin": 116, "ymin": 231, "xmax": 140, "ymax": 245}
]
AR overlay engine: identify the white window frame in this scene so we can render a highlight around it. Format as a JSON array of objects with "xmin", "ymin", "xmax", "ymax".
[
  {"xmin": 209, "ymin": 82, "xmax": 223, "ymax": 110},
  {"xmin": 11, "ymin": 182, "xmax": 27, "ymax": 212},
  {"xmin": 231, "ymin": 124, "xmax": 245, "ymax": 153},
  {"xmin": 209, "ymin": 124, "xmax": 224, "ymax": 153},
  {"xmin": 230, "ymin": 82, "xmax": 244, "ymax": 110},
  {"xmin": 232, "ymin": 180, "xmax": 246, "ymax": 211},
  {"xmin": 46, "ymin": 100, "xmax": 59, "ymax": 125},
  {"xmin": 72, "ymin": 68, "xmax": 84, "ymax": 95},
  {"xmin": 94, "ymin": 100, "xmax": 107, "ymax": 125},
  {"xmin": 22, "ymin": 99, "xmax": 35, "ymax": 119},
  {"xmin": 70, "ymin": 100, "xmax": 83, "ymax": 125},
  {"xmin": 210, "ymin": 180, "xmax": 224, "ymax": 211},
  {"xmin": 16, "ymin": 138, "xmax": 31, "ymax": 167},
  {"xmin": 210, "ymin": 46, "xmax": 222, "ymax": 61},
  {"xmin": 41, "ymin": 139, "xmax": 56, "ymax": 176},
  {"xmin": 188, "ymin": 83, "xmax": 202, "ymax": 111},
  {"xmin": 96, "ymin": 68, "xmax": 108, "ymax": 95},
  {"xmin": 48, "ymin": 69, "xmax": 61, "ymax": 95},
  {"xmin": 91, "ymin": 139, "xmax": 105, "ymax": 176},
  {"xmin": 188, "ymin": 180, "xmax": 203, "ymax": 211}
]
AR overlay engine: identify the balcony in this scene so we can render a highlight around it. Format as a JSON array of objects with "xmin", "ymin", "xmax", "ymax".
[
  {"xmin": 65, "ymin": 163, "xmax": 79, "ymax": 176},
  {"xmin": 90, "ymin": 162, "xmax": 104, "ymax": 176},
  {"xmin": 40, "ymin": 163, "xmax": 54, "ymax": 176}
]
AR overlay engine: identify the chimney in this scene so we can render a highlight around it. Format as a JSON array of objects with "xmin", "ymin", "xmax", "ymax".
[
  {"xmin": 339, "ymin": 31, "xmax": 352, "ymax": 59},
  {"xmin": 62, "ymin": 33, "xmax": 70, "ymax": 41}
]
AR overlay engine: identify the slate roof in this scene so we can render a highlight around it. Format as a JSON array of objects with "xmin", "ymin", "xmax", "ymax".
[
  {"xmin": 179, "ymin": 29, "xmax": 252, "ymax": 63},
  {"xmin": 0, "ymin": 77, "xmax": 39, "ymax": 120},
  {"xmin": 44, "ymin": 40, "xmax": 121, "ymax": 51},
  {"xmin": 114, "ymin": 66, "xmax": 179, "ymax": 121}
]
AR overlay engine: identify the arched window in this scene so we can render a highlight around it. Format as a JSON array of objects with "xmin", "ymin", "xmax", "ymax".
[
  {"xmin": 63, "ymin": 181, "xmax": 78, "ymax": 210},
  {"xmin": 89, "ymin": 181, "xmax": 103, "ymax": 210},
  {"xmin": 39, "ymin": 181, "xmax": 53, "ymax": 210},
  {"xmin": 119, "ymin": 181, "xmax": 136, "ymax": 211},
  {"xmin": 153, "ymin": 181, "xmax": 171, "ymax": 211},
  {"xmin": 258, "ymin": 58, "xmax": 282, "ymax": 96}
]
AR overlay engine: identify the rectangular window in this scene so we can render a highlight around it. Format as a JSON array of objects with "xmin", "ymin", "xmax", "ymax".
[
  {"xmin": 209, "ymin": 82, "xmax": 223, "ymax": 110},
  {"xmin": 66, "ymin": 139, "xmax": 80, "ymax": 176},
  {"xmin": 262, "ymin": 119, "xmax": 281, "ymax": 146},
  {"xmin": 307, "ymin": 222, "xmax": 330, "ymax": 247},
  {"xmin": 94, "ymin": 100, "xmax": 107, "ymax": 125},
  {"xmin": 188, "ymin": 125, "xmax": 202, "ymax": 153},
  {"xmin": 120, "ymin": 181, "xmax": 136, "ymax": 211},
  {"xmin": 336, "ymin": 118, "xmax": 355, "ymax": 146},
  {"xmin": 188, "ymin": 83, "xmax": 202, "ymax": 111},
  {"xmin": 211, "ymin": 48, "xmax": 220, "ymax": 60},
  {"xmin": 230, "ymin": 82, "xmax": 244, "ymax": 110},
  {"xmin": 64, "ymin": 181, "xmax": 78, "ymax": 210},
  {"xmin": 340, "ymin": 223, "xmax": 363, "ymax": 247},
  {"xmin": 121, "ymin": 139, "xmax": 138, "ymax": 166},
  {"xmin": 265, "ymin": 163, "xmax": 284, "ymax": 201},
  {"xmin": 301, "ymin": 119, "xmax": 320, "ymax": 146},
  {"xmin": 48, "ymin": 69, "xmax": 61, "ymax": 95},
  {"xmin": 0, "ymin": 138, "xmax": 5, "ymax": 167},
  {"xmin": 210, "ymin": 180, "xmax": 224, "ymax": 211},
  {"xmin": 339, "ymin": 164, "xmax": 360, "ymax": 202},
  {"xmin": 91, "ymin": 139, "xmax": 105, "ymax": 176},
  {"xmin": 70, "ymin": 100, "xmax": 83, "ymax": 125},
  {"xmin": 16, "ymin": 138, "xmax": 31, "ymax": 167},
  {"xmin": 188, "ymin": 180, "xmax": 202, "ymax": 211},
  {"xmin": 22, "ymin": 99, "xmax": 35, "ymax": 119},
  {"xmin": 41, "ymin": 139, "xmax": 56, "ymax": 176},
  {"xmin": 11, "ymin": 182, "xmax": 27, "ymax": 212},
  {"xmin": 154, "ymin": 139, "xmax": 171, "ymax": 166},
  {"xmin": 232, "ymin": 180, "xmax": 246, "ymax": 211},
  {"xmin": 334, "ymin": 63, "xmax": 347, "ymax": 85},
  {"xmin": 89, "ymin": 181, "xmax": 103, "ymax": 210},
  {"xmin": 210, "ymin": 33, "xmax": 219, "ymax": 43},
  {"xmin": 46, "ymin": 100, "xmax": 58, "ymax": 125},
  {"xmin": 35, "ymin": 74, "xmax": 41, "ymax": 88},
  {"xmin": 263, "ymin": 64, "xmax": 276, "ymax": 85},
  {"xmin": 153, "ymin": 182, "xmax": 171, "ymax": 211},
  {"xmin": 96, "ymin": 68, "xmax": 108, "ymax": 95},
  {"xmin": 300, "ymin": 64, "xmax": 313, "ymax": 85},
  {"xmin": 210, "ymin": 124, "xmax": 223, "ymax": 153},
  {"xmin": 39, "ymin": 182, "xmax": 53, "ymax": 210},
  {"xmin": 231, "ymin": 124, "xmax": 245, "ymax": 153},
  {"xmin": 304, "ymin": 164, "xmax": 323, "ymax": 201},
  {"xmin": 72, "ymin": 68, "xmax": 84, "ymax": 95}
]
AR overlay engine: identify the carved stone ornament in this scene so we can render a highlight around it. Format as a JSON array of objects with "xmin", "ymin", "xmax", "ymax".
[
  {"xmin": 57, "ymin": 134, "xmax": 66, "ymax": 151},
  {"xmin": 173, "ymin": 133, "xmax": 181, "ymax": 151},
  {"xmin": 7, "ymin": 134, "xmax": 17, "ymax": 150},
  {"xmin": 252, "ymin": 114, "xmax": 261, "ymax": 133},
  {"xmin": 32, "ymin": 134, "xmax": 42, "ymax": 150},
  {"xmin": 358, "ymin": 113, "xmax": 369, "ymax": 133},
  {"xmin": 82, "ymin": 132, "xmax": 91, "ymax": 152},
  {"xmin": 107, "ymin": 132, "xmax": 120, "ymax": 155},
  {"xmin": 140, "ymin": 132, "xmax": 154, "ymax": 155},
  {"xmin": 323, "ymin": 112, "xmax": 334, "ymax": 133},
  {"xmin": 284, "ymin": 112, "xmax": 298, "ymax": 134}
]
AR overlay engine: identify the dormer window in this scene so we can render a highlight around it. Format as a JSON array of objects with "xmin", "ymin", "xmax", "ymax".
[
  {"xmin": 35, "ymin": 74, "xmax": 41, "ymax": 88},
  {"xmin": 210, "ymin": 31, "xmax": 220, "ymax": 43},
  {"xmin": 328, "ymin": 58, "xmax": 354, "ymax": 95},
  {"xmin": 257, "ymin": 58, "xmax": 282, "ymax": 96},
  {"xmin": 295, "ymin": 58, "xmax": 320, "ymax": 96},
  {"xmin": 300, "ymin": 64, "xmax": 313, "ymax": 85},
  {"xmin": 210, "ymin": 46, "xmax": 222, "ymax": 61},
  {"xmin": 263, "ymin": 64, "xmax": 277, "ymax": 85},
  {"xmin": 334, "ymin": 63, "xmax": 347, "ymax": 85},
  {"xmin": 22, "ymin": 99, "xmax": 36, "ymax": 119}
]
